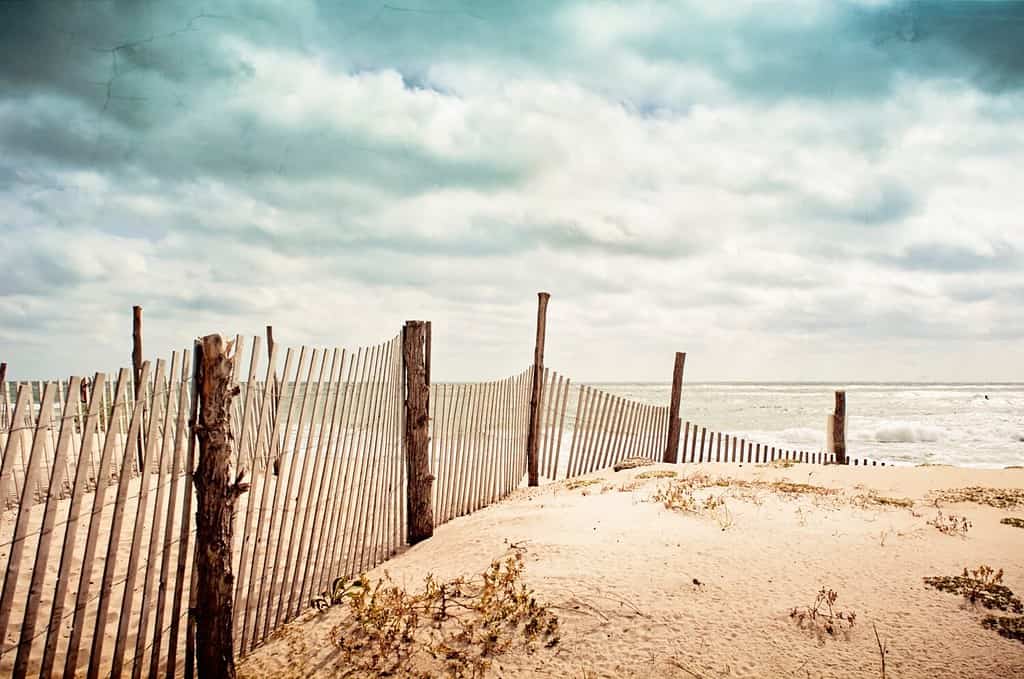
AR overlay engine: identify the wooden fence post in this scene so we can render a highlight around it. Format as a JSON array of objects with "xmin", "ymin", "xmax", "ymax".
[
  {"xmin": 404, "ymin": 321, "xmax": 434, "ymax": 544},
  {"xmin": 132, "ymin": 306, "xmax": 145, "ymax": 471},
  {"xmin": 194, "ymin": 335, "xmax": 247, "ymax": 679},
  {"xmin": 664, "ymin": 352, "xmax": 686, "ymax": 463},
  {"xmin": 833, "ymin": 390, "xmax": 847, "ymax": 465},
  {"xmin": 527, "ymin": 292, "xmax": 550, "ymax": 486}
]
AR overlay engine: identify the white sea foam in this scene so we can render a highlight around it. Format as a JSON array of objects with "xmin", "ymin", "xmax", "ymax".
[
  {"xmin": 872, "ymin": 422, "xmax": 943, "ymax": 443},
  {"xmin": 778, "ymin": 427, "xmax": 823, "ymax": 444}
]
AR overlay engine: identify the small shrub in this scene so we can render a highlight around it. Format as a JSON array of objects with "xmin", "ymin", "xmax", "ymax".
[
  {"xmin": 923, "ymin": 565, "xmax": 1023, "ymax": 613},
  {"xmin": 789, "ymin": 588, "xmax": 856, "ymax": 642},
  {"xmin": 1000, "ymin": 517, "xmax": 1024, "ymax": 529},
  {"xmin": 329, "ymin": 549, "xmax": 559, "ymax": 678},
  {"xmin": 927, "ymin": 510, "xmax": 971, "ymax": 536}
]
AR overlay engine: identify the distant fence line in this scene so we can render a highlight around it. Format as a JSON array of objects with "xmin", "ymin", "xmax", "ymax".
[{"xmin": 0, "ymin": 296, "xmax": 889, "ymax": 677}]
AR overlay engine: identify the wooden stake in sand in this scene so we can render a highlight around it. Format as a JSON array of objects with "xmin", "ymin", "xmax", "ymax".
[
  {"xmin": 194, "ymin": 334, "xmax": 247, "ymax": 679},
  {"xmin": 664, "ymin": 352, "xmax": 686, "ymax": 463},
  {"xmin": 527, "ymin": 292, "xmax": 550, "ymax": 486},
  {"xmin": 833, "ymin": 390, "xmax": 847, "ymax": 465},
  {"xmin": 404, "ymin": 321, "xmax": 434, "ymax": 544}
]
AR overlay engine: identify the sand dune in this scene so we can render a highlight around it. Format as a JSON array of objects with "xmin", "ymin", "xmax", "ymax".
[{"xmin": 238, "ymin": 463, "xmax": 1024, "ymax": 678}]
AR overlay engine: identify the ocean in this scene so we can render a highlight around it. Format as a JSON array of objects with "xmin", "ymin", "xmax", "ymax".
[{"xmin": 593, "ymin": 383, "xmax": 1024, "ymax": 469}]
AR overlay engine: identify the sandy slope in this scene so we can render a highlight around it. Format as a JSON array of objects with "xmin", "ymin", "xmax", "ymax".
[{"xmin": 238, "ymin": 463, "xmax": 1024, "ymax": 678}]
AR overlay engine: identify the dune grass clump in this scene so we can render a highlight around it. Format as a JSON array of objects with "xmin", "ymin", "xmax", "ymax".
[
  {"xmin": 636, "ymin": 470, "xmax": 677, "ymax": 480},
  {"xmin": 564, "ymin": 478, "xmax": 601, "ymax": 491},
  {"xmin": 652, "ymin": 480, "xmax": 733, "ymax": 529},
  {"xmin": 327, "ymin": 548, "xmax": 559, "ymax": 678},
  {"xmin": 923, "ymin": 565, "xmax": 1023, "ymax": 613},
  {"xmin": 1000, "ymin": 517, "xmax": 1024, "ymax": 529},
  {"xmin": 852, "ymin": 491, "xmax": 915, "ymax": 510},
  {"xmin": 929, "ymin": 487, "xmax": 1024, "ymax": 508},
  {"xmin": 789, "ymin": 587, "xmax": 856, "ymax": 643}
]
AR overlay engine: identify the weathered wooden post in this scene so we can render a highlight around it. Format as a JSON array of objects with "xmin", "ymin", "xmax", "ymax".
[
  {"xmin": 833, "ymin": 390, "xmax": 847, "ymax": 465},
  {"xmin": 0, "ymin": 362, "xmax": 6, "ymax": 426},
  {"xmin": 664, "ymin": 352, "xmax": 686, "ymax": 463},
  {"xmin": 404, "ymin": 320, "xmax": 434, "ymax": 544},
  {"xmin": 194, "ymin": 334, "xmax": 247, "ymax": 679},
  {"xmin": 527, "ymin": 292, "xmax": 550, "ymax": 486},
  {"xmin": 132, "ymin": 306, "xmax": 145, "ymax": 472},
  {"xmin": 132, "ymin": 306, "xmax": 143, "ymax": 392}
]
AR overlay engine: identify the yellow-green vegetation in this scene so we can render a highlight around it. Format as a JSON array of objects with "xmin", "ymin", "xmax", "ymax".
[
  {"xmin": 327, "ymin": 549, "xmax": 559, "ymax": 678},
  {"xmin": 636, "ymin": 470, "xmax": 677, "ymax": 479},
  {"xmin": 852, "ymin": 491, "xmax": 915, "ymax": 509},
  {"xmin": 652, "ymin": 479, "xmax": 733, "ymax": 529},
  {"xmin": 923, "ymin": 565, "xmax": 1023, "ymax": 613},
  {"xmin": 564, "ymin": 478, "xmax": 601, "ymax": 491},
  {"xmin": 761, "ymin": 458, "xmax": 796, "ymax": 469},
  {"xmin": 929, "ymin": 487, "xmax": 1024, "ymax": 508},
  {"xmin": 789, "ymin": 587, "xmax": 856, "ymax": 643},
  {"xmin": 982, "ymin": 615, "xmax": 1024, "ymax": 643},
  {"xmin": 1000, "ymin": 517, "xmax": 1024, "ymax": 529}
]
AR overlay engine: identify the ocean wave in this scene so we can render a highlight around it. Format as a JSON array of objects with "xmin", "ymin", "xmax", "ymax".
[
  {"xmin": 778, "ymin": 427, "xmax": 824, "ymax": 444},
  {"xmin": 873, "ymin": 422, "xmax": 943, "ymax": 443}
]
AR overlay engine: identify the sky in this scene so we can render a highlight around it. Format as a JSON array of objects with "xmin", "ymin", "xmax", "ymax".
[{"xmin": 1, "ymin": 1, "xmax": 1023, "ymax": 383}]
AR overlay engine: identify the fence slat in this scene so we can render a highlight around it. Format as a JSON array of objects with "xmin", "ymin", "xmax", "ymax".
[
  {"xmin": 110, "ymin": 359, "xmax": 169, "ymax": 679},
  {"xmin": 13, "ymin": 378, "xmax": 80, "ymax": 677}
]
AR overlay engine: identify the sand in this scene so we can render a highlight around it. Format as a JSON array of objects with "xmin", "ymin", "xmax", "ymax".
[{"xmin": 237, "ymin": 463, "xmax": 1024, "ymax": 678}]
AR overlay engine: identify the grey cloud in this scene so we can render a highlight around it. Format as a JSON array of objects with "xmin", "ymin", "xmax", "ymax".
[{"xmin": 880, "ymin": 242, "xmax": 1021, "ymax": 272}]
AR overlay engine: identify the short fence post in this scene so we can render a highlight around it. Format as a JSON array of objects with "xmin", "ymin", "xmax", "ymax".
[
  {"xmin": 193, "ymin": 334, "xmax": 246, "ymax": 679},
  {"xmin": 833, "ymin": 390, "xmax": 847, "ymax": 465},
  {"xmin": 527, "ymin": 292, "xmax": 550, "ymax": 486},
  {"xmin": 404, "ymin": 320, "xmax": 434, "ymax": 544},
  {"xmin": 664, "ymin": 352, "xmax": 686, "ymax": 463}
]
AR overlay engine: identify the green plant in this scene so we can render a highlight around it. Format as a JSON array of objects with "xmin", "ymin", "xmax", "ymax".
[
  {"xmin": 789, "ymin": 588, "xmax": 856, "ymax": 642},
  {"xmin": 329, "ymin": 548, "xmax": 559, "ymax": 678},
  {"xmin": 565, "ymin": 478, "xmax": 601, "ymax": 491}
]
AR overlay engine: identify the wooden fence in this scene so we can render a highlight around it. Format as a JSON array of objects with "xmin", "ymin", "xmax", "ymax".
[
  {"xmin": 0, "ymin": 321, "xmax": 888, "ymax": 677},
  {"xmin": 562, "ymin": 382, "xmax": 670, "ymax": 479}
]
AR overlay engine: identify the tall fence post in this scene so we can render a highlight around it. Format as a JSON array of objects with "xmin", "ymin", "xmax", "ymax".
[
  {"xmin": 527, "ymin": 292, "xmax": 550, "ymax": 486},
  {"xmin": 193, "ymin": 334, "xmax": 247, "ymax": 679},
  {"xmin": 664, "ymin": 352, "xmax": 686, "ymax": 463},
  {"xmin": 833, "ymin": 390, "xmax": 847, "ymax": 465},
  {"xmin": 132, "ymin": 305, "xmax": 145, "ymax": 471},
  {"xmin": 404, "ymin": 320, "xmax": 434, "ymax": 544}
]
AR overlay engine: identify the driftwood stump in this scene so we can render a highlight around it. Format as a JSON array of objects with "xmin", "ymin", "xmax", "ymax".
[{"xmin": 194, "ymin": 335, "xmax": 247, "ymax": 679}]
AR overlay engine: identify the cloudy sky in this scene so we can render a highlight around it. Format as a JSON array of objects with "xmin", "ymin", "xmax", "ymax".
[{"xmin": 1, "ymin": 1, "xmax": 1022, "ymax": 382}]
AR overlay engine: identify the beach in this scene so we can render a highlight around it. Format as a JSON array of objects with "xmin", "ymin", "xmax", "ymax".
[{"xmin": 238, "ymin": 462, "xmax": 1024, "ymax": 678}]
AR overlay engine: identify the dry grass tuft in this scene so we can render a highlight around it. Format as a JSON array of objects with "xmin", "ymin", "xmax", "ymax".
[
  {"xmin": 636, "ymin": 470, "xmax": 677, "ymax": 480},
  {"xmin": 929, "ymin": 487, "xmax": 1024, "ymax": 508},
  {"xmin": 564, "ymin": 478, "xmax": 601, "ymax": 491},
  {"xmin": 1000, "ymin": 517, "xmax": 1024, "ymax": 529},
  {"xmin": 927, "ymin": 510, "xmax": 972, "ymax": 537},
  {"xmin": 789, "ymin": 587, "xmax": 856, "ymax": 643}
]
